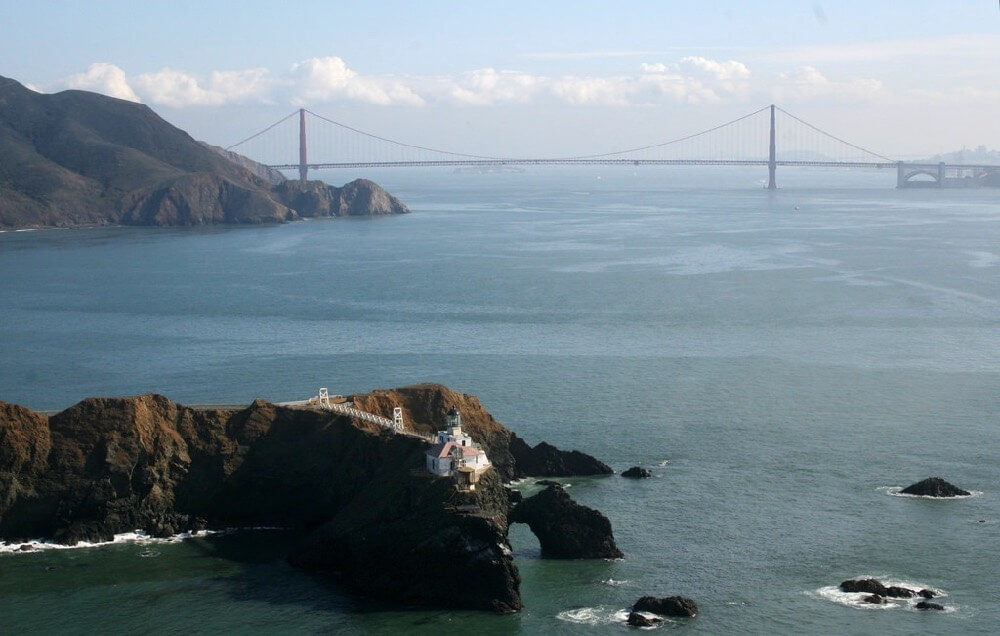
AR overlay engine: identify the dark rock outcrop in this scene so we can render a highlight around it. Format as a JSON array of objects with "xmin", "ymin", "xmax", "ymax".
[
  {"xmin": 632, "ymin": 595, "xmax": 699, "ymax": 618},
  {"xmin": 508, "ymin": 438, "xmax": 613, "ymax": 478},
  {"xmin": 626, "ymin": 611, "xmax": 662, "ymax": 627},
  {"xmin": 900, "ymin": 477, "xmax": 970, "ymax": 497},
  {"xmin": 621, "ymin": 466, "xmax": 652, "ymax": 479},
  {"xmin": 862, "ymin": 594, "xmax": 886, "ymax": 604},
  {"xmin": 918, "ymin": 589, "xmax": 936, "ymax": 599},
  {"xmin": 0, "ymin": 383, "xmax": 616, "ymax": 612},
  {"xmin": 839, "ymin": 579, "xmax": 919, "ymax": 599},
  {"xmin": 915, "ymin": 601, "xmax": 945, "ymax": 611},
  {"xmin": 839, "ymin": 578, "xmax": 889, "ymax": 595},
  {"xmin": 289, "ymin": 468, "xmax": 519, "ymax": 612},
  {"xmin": 509, "ymin": 484, "xmax": 622, "ymax": 559}
]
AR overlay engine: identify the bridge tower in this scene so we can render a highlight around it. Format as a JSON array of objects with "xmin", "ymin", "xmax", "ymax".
[
  {"xmin": 298, "ymin": 108, "xmax": 308, "ymax": 183},
  {"xmin": 767, "ymin": 104, "xmax": 777, "ymax": 190}
]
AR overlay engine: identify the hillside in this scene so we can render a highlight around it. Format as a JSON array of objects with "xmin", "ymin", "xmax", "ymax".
[{"xmin": 0, "ymin": 76, "xmax": 407, "ymax": 228}]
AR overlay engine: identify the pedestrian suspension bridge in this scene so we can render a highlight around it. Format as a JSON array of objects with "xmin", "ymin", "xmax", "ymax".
[{"xmin": 278, "ymin": 388, "xmax": 430, "ymax": 440}]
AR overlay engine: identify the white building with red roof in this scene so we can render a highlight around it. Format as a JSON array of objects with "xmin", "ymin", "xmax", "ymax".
[{"xmin": 426, "ymin": 407, "xmax": 492, "ymax": 489}]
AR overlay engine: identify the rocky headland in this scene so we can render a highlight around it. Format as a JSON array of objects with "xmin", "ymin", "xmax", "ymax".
[
  {"xmin": 0, "ymin": 384, "xmax": 618, "ymax": 612},
  {"xmin": 0, "ymin": 75, "xmax": 407, "ymax": 229}
]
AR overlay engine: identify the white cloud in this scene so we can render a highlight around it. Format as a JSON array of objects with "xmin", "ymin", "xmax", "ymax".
[
  {"xmin": 133, "ymin": 67, "xmax": 276, "ymax": 107},
  {"xmin": 680, "ymin": 57, "xmax": 750, "ymax": 82},
  {"xmin": 772, "ymin": 66, "xmax": 882, "ymax": 102},
  {"xmin": 64, "ymin": 63, "xmax": 140, "ymax": 102},
  {"xmin": 289, "ymin": 56, "xmax": 423, "ymax": 106},
  {"xmin": 552, "ymin": 76, "xmax": 631, "ymax": 106},
  {"xmin": 134, "ymin": 69, "xmax": 223, "ymax": 106},
  {"xmin": 58, "ymin": 54, "xmax": 763, "ymax": 111},
  {"xmin": 444, "ymin": 68, "xmax": 544, "ymax": 105}
]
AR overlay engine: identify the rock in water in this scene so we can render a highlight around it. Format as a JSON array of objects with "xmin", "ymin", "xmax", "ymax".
[
  {"xmin": 507, "ymin": 438, "xmax": 613, "ymax": 477},
  {"xmin": 509, "ymin": 484, "xmax": 623, "ymax": 559},
  {"xmin": 632, "ymin": 595, "xmax": 699, "ymax": 617},
  {"xmin": 839, "ymin": 578, "xmax": 887, "ymax": 595},
  {"xmin": 621, "ymin": 466, "xmax": 652, "ymax": 479},
  {"xmin": 916, "ymin": 601, "xmax": 945, "ymax": 611},
  {"xmin": 900, "ymin": 477, "xmax": 970, "ymax": 497},
  {"xmin": 839, "ymin": 579, "xmax": 916, "ymax": 598},
  {"xmin": 626, "ymin": 611, "xmax": 661, "ymax": 627}
]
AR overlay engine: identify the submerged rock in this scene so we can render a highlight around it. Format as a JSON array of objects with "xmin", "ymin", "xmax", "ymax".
[
  {"xmin": 632, "ymin": 595, "xmax": 699, "ymax": 617},
  {"xmin": 900, "ymin": 477, "xmax": 970, "ymax": 497},
  {"xmin": 862, "ymin": 594, "xmax": 886, "ymax": 604},
  {"xmin": 621, "ymin": 466, "xmax": 652, "ymax": 479},
  {"xmin": 509, "ymin": 484, "xmax": 623, "ymax": 559}
]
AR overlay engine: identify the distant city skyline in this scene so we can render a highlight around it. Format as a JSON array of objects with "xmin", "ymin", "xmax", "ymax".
[{"xmin": 2, "ymin": 1, "xmax": 998, "ymax": 159}]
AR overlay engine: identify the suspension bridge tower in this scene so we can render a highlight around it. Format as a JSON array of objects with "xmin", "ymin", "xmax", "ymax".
[
  {"xmin": 298, "ymin": 108, "xmax": 308, "ymax": 183},
  {"xmin": 767, "ymin": 104, "xmax": 777, "ymax": 190}
]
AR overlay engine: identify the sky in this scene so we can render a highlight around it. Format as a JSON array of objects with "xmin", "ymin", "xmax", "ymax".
[{"xmin": 2, "ymin": 1, "xmax": 999, "ymax": 160}]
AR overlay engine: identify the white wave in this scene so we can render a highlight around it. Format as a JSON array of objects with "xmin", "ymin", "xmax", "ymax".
[
  {"xmin": 811, "ymin": 576, "xmax": 950, "ymax": 612},
  {"xmin": 658, "ymin": 460, "xmax": 670, "ymax": 467},
  {"xmin": 0, "ymin": 526, "xmax": 286, "ymax": 556},
  {"xmin": 602, "ymin": 578, "xmax": 631, "ymax": 587},
  {"xmin": 556, "ymin": 606, "xmax": 633, "ymax": 626},
  {"xmin": 882, "ymin": 486, "xmax": 982, "ymax": 499}
]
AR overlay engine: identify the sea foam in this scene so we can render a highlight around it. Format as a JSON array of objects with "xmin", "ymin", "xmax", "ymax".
[{"xmin": 0, "ymin": 526, "xmax": 285, "ymax": 556}]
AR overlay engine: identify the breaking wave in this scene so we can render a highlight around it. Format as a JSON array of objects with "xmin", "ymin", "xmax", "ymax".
[{"xmin": 0, "ymin": 526, "xmax": 285, "ymax": 556}]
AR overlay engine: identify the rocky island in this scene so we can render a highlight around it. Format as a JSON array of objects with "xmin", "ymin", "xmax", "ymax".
[
  {"xmin": 0, "ymin": 75, "xmax": 407, "ymax": 229},
  {"xmin": 0, "ymin": 384, "xmax": 618, "ymax": 612}
]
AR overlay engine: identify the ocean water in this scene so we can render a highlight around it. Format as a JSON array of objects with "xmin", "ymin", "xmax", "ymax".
[{"xmin": 1, "ymin": 166, "xmax": 998, "ymax": 634}]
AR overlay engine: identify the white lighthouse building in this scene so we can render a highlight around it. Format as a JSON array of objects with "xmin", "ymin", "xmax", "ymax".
[{"xmin": 425, "ymin": 407, "xmax": 492, "ymax": 490}]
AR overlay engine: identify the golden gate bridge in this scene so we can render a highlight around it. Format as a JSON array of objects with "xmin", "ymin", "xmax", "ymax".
[{"xmin": 226, "ymin": 105, "xmax": 999, "ymax": 189}]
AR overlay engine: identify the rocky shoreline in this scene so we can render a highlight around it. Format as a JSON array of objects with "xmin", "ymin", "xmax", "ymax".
[{"xmin": 0, "ymin": 384, "xmax": 619, "ymax": 612}]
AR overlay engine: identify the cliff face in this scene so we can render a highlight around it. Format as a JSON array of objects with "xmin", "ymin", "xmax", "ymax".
[
  {"xmin": 271, "ymin": 178, "xmax": 409, "ymax": 217},
  {"xmin": 0, "ymin": 384, "xmax": 612, "ymax": 612},
  {"xmin": 0, "ymin": 76, "xmax": 407, "ymax": 228}
]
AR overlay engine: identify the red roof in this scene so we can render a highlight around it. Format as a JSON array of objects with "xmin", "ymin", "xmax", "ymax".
[{"xmin": 429, "ymin": 441, "xmax": 484, "ymax": 459}]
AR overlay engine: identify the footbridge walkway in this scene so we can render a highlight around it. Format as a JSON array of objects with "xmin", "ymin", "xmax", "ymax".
[{"xmin": 277, "ymin": 388, "xmax": 432, "ymax": 440}]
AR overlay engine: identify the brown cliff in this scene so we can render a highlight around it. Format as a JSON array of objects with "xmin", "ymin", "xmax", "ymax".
[{"xmin": 0, "ymin": 384, "xmax": 615, "ymax": 612}]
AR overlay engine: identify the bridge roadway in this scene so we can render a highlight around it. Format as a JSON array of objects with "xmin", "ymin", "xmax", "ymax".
[{"xmin": 268, "ymin": 158, "xmax": 900, "ymax": 170}]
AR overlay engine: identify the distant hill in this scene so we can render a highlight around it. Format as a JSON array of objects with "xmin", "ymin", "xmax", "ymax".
[
  {"xmin": 925, "ymin": 146, "xmax": 1000, "ymax": 165},
  {"xmin": 0, "ymin": 76, "xmax": 407, "ymax": 229}
]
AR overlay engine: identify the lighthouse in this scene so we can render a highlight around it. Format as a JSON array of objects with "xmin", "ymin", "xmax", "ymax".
[{"xmin": 425, "ymin": 407, "xmax": 492, "ymax": 490}]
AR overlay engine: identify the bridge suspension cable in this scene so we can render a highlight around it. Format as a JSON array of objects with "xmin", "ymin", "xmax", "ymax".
[
  {"xmin": 554, "ymin": 105, "xmax": 773, "ymax": 161},
  {"xmin": 774, "ymin": 106, "xmax": 895, "ymax": 163}
]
